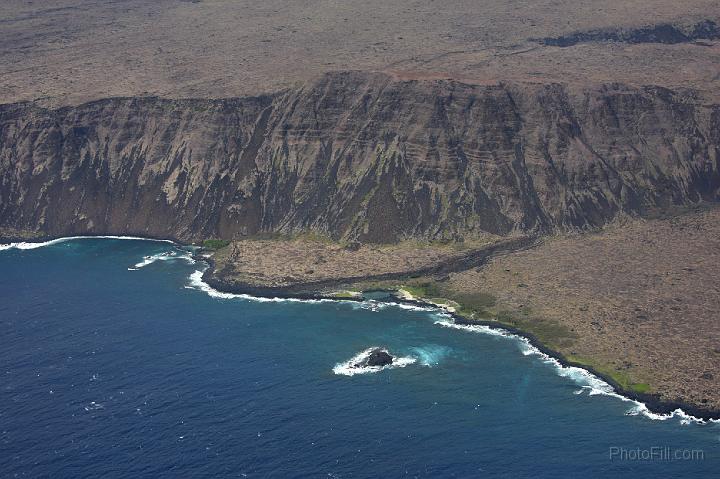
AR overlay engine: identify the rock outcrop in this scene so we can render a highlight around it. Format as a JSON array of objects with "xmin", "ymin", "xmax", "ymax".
[
  {"xmin": 1, "ymin": 72, "xmax": 718, "ymax": 243},
  {"xmin": 539, "ymin": 19, "xmax": 720, "ymax": 47},
  {"xmin": 358, "ymin": 349, "xmax": 394, "ymax": 368}
]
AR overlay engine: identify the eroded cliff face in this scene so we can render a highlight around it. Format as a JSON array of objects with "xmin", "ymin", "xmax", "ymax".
[{"xmin": 1, "ymin": 72, "xmax": 718, "ymax": 243}]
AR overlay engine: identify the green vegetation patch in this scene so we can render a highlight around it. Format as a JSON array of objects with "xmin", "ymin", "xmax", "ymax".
[
  {"xmin": 630, "ymin": 383, "xmax": 652, "ymax": 394},
  {"xmin": 291, "ymin": 231, "xmax": 336, "ymax": 244},
  {"xmin": 402, "ymin": 281, "xmax": 442, "ymax": 298},
  {"xmin": 565, "ymin": 355, "xmax": 653, "ymax": 395},
  {"xmin": 454, "ymin": 292, "xmax": 496, "ymax": 309},
  {"xmin": 331, "ymin": 290, "xmax": 361, "ymax": 299},
  {"xmin": 495, "ymin": 311, "xmax": 576, "ymax": 350},
  {"xmin": 202, "ymin": 239, "xmax": 231, "ymax": 250}
]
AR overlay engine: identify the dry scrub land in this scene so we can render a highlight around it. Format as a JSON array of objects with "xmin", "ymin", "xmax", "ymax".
[
  {"xmin": 444, "ymin": 207, "xmax": 720, "ymax": 413},
  {"xmin": 2, "ymin": 0, "xmax": 719, "ymax": 105},
  {"xmin": 207, "ymin": 236, "xmax": 505, "ymax": 293},
  {"xmin": 212, "ymin": 239, "xmax": 465, "ymax": 289}
]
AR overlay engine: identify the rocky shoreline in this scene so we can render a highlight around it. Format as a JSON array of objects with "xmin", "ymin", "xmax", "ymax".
[
  {"xmin": 199, "ymin": 243, "xmax": 720, "ymax": 422},
  {"xmin": 205, "ymin": 278, "xmax": 720, "ymax": 422},
  {"xmin": 3, "ymin": 232, "xmax": 718, "ymax": 422}
]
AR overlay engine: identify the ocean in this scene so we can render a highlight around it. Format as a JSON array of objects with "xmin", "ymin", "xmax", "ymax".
[{"xmin": 1, "ymin": 238, "xmax": 717, "ymax": 477}]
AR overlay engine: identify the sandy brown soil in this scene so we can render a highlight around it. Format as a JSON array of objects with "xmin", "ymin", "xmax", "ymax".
[
  {"xmin": 445, "ymin": 207, "xmax": 720, "ymax": 412},
  {"xmin": 1, "ymin": 0, "xmax": 719, "ymax": 106}
]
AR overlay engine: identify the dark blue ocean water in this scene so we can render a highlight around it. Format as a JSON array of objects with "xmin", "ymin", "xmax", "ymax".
[{"xmin": 0, "ymin": 238, "xmax": 718, "ymax": 478}]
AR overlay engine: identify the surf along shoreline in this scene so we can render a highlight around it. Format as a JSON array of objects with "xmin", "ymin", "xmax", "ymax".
[
  {"xmin": 203, "ymin": 271, "xmax": 720, "ymax": 422},
  {"xmin": 2, "ymin": 232, "xmax": 719, "ymax": 422}
]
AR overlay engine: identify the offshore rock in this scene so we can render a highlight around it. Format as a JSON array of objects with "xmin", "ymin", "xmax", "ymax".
[{"xmin": 358, "ymin": 349, "xmax": 394, "ymax": 368}]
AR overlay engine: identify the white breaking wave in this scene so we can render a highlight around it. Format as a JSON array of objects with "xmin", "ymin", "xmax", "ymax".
[
  {"xmin": 0, "ymin": 235, "xmax": 175, "ymax": 251},
  {"xmin": 83, "ymin": 401, "xmax": 104, "ymax": 411},
  {"xmin": 185, "ymin": 269, "xmax": 444, "ymax": 312},
  {"xmin": 433, "ymin": 317, "xmax": 511, "ymax": 338},
  {"xmin": 130, "ymin": 250, "xmax": 196, "ymax": 270},
  {"xmin": 185, "ymin": 269, "xmax": 335, "ymax": 304},
  {"xmin": 433, "ymin": 317, "xmax": 717, "ymax": 425},
  {"xmin": 332, "ymin": 348, "xmax": 416, "ymax": 376},
  {"xmin": 349, "ymin": 299, "xmax": 435, "ymax": 313}
]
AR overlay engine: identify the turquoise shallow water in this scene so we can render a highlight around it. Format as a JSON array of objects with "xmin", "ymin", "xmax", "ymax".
[{"xmin": 0, "ymin": 238, "xmax": 718, "ymax": 477}]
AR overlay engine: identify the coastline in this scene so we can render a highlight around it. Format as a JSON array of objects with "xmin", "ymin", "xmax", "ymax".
[
  {"xmin": 0, "ymin": 232, "xmax": 183, "ymax": 248},
  {"xmin": 2, "ymin": 233, "xmax": 719, "ymax": 422},
  {"xmin": 200, "ymin": 254, "xmax": 720, "ymax": 422}
]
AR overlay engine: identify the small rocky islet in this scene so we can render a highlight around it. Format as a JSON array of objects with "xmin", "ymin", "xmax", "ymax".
[{"xmin": 352, "ymin": 349, "xmax": 395, "ymax": 369}]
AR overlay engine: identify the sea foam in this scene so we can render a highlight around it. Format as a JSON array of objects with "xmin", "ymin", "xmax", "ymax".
[
  {"xmin": 129, "ymin": 250, "xmax": 196, "ymax": 270},
  {"xmin": 186, "ymin": 269, "xmax": 334, "ymax": 304},
  {"xmin": 349, "ymin": 299, "xmax": 435, "ymax": 313},
  {"xmin": 409, "ymin": 345, "xmax": 452, "ymax": 367}
]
